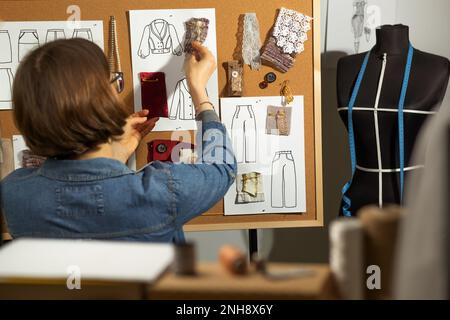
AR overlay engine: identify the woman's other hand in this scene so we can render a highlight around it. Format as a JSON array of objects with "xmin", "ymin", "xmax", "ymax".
[
  {"xmin": 112, "ymin": 110, "xmax": 158, "ymax": 163},
  {"xmin": 184, "ymin": 41, "xmax": 217, "ymax": 113}
]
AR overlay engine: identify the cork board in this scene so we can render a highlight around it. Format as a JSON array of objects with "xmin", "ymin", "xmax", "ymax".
[{"xmin": 0, "ymin": 0, "xmax": 323, "ymax": 231}]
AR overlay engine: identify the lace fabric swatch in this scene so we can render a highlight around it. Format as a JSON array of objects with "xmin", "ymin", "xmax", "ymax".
[
  {"xmin": 242, "ymin": 13, "xmax": 262, "ymax": 70},
  {"xmin": 273, "ymin": 7, "xmax": 312, "ymax": 54},
  {"xmin": 261, "ymin": 7, "xmax": 312, "ymax": 72},
  {"xmin": 184, "ymin": 18, "xmax": 210, "ymax": 54}
]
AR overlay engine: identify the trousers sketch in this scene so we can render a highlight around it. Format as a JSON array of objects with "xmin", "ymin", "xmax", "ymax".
[
  {"xmin": 138, "ymin": 19, "xmax": 183, "ymax": 58},
  {"xmin": 0, "ymin": 68, "xmax": 14, "ymax": 102},
  {"xmin": 231, "ymin": 105, "xmax": 256, "ymax": 163},
  {"xmin": 0, "ymin": 30, "xmax": 12, "ymax": 63},
  {"xmin": 271, "ymin": 151, "xmax": 297, "ymax": 208},
  {"xmin": 18, "ymin": 29, "xmax": 39, "ymax": 62},
  {"xmin": 72, "ymin": 28, "xmax": 93, "ymax": 42},
  {"xmin": 46, "ymin": 29, "xmax": 66, "ymax": 43}
]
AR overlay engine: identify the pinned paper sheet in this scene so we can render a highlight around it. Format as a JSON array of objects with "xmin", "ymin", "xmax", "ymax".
[
  {"xmin": 221, "ymin": 96, "xmax": 306, "ymax": 215},
  {"xmin": 12, "ymin": 135, "xmax": 28, "ymax": 170},
  {"xmin": 0, "ymin": 20, "xmax": 104, "ymax": 110},
  {"xmin": 129, "ymin": 8, "xmax": 219, "ymax": 132}
]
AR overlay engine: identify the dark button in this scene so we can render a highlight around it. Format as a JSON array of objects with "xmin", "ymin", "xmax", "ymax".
[
  {"xmin": 264, "ymin": 72, "xmax": 277, "ymax": 83},
  {"xmin": 156, "ymin": 143, "xmax": 168, "ymax": 153},
  {"xmin": 259, "ymin": 81, "xmax": 268, "ymax": 89}
]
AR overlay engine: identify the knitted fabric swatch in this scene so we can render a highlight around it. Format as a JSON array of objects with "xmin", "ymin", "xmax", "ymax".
[
  {"xmin": 261, "ymin": 37, "xmax": 295, "ymax": 73},
  {"xmin": 184, "ymin": 18, "xmax": 209, "ymax": 54},
  {"xmin": 242, "ymin": 13, "xmax": 262, "ymax": 70}
]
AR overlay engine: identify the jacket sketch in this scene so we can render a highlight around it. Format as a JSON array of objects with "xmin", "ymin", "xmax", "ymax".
[
  {"xmin": 138, "ymin": 19, "xmax": 183, "ymax": 58},
  {"xmin": 170, "ymin": 78, "xmax": 209, "ymax": 120}
]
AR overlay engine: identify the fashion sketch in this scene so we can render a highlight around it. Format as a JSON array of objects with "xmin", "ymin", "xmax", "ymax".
[
  {"xmin": 169, "ymin": 78, "xmax": 209, "ymax": 120},
  {"xmin": 72, "ymin": 28, "xmax": 93, "ymax": 42},
  {"xmin": 271, "ymin": 151, "xmax": 297, "ymax": 208},
  {"xmin": 231, "ymin": 105, "xmax": 257, "ymax": 163},
  {"xmin": 352, "ymin": 0, "xmax": 372, "ymax": 53},
  {"xmin": 0, "ymin": 30, "xmax": 12, "ymax": 64},
  {"xmin": 46, "ymin": 29, "xmax": 66, "ymax": 43},
  {"xmin": 18, "ymin": 29, "xmax": 40, "ymax": 62},
  {"xmin": 137, "ymin": 19, "xmax": 183, "ymax": 59},
  {"xmin": 0, "ymin": 68, "xmax": 14, "ymax": 102}
]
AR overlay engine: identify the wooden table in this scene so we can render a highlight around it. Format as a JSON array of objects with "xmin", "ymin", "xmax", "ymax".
[
  {"xmin": 0, "ymin": 263, "xmax": 337, "ymax": 300},
  {"xmin": 148, "ymin": 263, "xmax": 338, "ymax": 300},
  {"xmin": 0, "ymin": 279, "xmax": 147, "ymax": 299}
]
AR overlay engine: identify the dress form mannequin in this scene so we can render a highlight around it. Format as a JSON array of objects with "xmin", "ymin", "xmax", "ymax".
[{"xmin": 337, "ymin": 24, "xmax": 450, "ymax": 216}]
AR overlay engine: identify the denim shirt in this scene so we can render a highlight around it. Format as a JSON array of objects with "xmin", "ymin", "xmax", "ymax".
[{"xmin": 1, "ymin": 118, "xmax": 236, "ymax": 243}]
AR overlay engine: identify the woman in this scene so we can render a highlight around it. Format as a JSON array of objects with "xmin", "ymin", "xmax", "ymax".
[{"xmin": 1, "ymin": 38, "xmax": 236, "ymax": 242}]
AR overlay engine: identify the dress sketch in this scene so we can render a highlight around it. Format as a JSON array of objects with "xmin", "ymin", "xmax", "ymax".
[{"xmin": 352, "ymin": 0, "xmax": 372, "ymax": 53}]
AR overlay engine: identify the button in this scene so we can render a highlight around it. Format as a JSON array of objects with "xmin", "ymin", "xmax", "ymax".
[
  {"xmin": 232, "ymin": 71, "xmax": 239, "ymax": 78},
  {"xmin": 264, "ymin": 72, "xmax": 277, "ymax": 83},
  {"xmin": 156, "ymin": 143, "xmax": 168, "ymax": 153},
  {"xmin": 259, "ymin": 81, "xmax": 268, "ymax": 89}
]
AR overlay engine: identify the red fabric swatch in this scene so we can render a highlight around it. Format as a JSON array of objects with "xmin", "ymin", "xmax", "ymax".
[
  {"xmin": 140, "ymin": 72, "xmax": 169, "ymax": 118},
  {"xmin": 147, "ymin": 139, "xmax": 195, "ymax": 163}
]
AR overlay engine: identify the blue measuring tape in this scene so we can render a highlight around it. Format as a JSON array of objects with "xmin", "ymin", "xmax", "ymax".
[{"xmin": 341, "ymin": 44, "xmax": 414, "ymax": 217}]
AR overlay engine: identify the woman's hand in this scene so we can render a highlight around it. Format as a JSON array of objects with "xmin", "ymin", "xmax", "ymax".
[
  {"xmin": 112, "ymin": 110, "xmax": 158, "ymax": 163},
  {"xmin": 184, "ymin": 41, "xmax": 217, "ymax": 113}
]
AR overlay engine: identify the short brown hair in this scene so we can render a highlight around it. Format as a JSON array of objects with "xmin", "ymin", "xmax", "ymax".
[{"xmin": 13, "ymin": 38, "xmax": 128, "ymax": 158}]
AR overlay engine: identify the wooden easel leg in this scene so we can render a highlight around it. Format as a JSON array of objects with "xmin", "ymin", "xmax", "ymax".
[{"xmin": 249, "ymin": 229, "xmax": 258, "ymax": 261}]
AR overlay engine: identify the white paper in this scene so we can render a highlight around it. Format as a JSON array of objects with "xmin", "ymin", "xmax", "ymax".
[
  {"xmin": 326, "ymin": 0, "xmax": 397, "ymax": 66},
  {"xmin": 12, "ymin": 135, "xmax": 28, "ymax": 170},
  {"xmin": 129, "ymin": 9, "xmax": 219, "ymax": 132},
  {"xmin": 0, "ymin": 20, "xmax": 104, "ymax": 110},
  {"xmin": 0, "ymin": 239, "xmax": 174, "ymax": 283},
  {"xmin": 221, "ymin": 96, "xmax": 306, "ymax": 215}
]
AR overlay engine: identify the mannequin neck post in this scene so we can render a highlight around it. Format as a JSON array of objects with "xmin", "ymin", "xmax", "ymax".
[{"xmin": 373, "ymin": 24, "xmax": 410, "ymax": 55}]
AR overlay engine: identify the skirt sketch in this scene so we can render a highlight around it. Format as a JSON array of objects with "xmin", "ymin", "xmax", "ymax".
[
  {"xmin": 46, "ymin": 29, "xmax": 66, "ymax": 43},
  {"xmin": 72, "ymin": 28, "xmax": 93, "ymax": 42},
  {"xmin": 0, "ymin": 30, "xmax": 12, "ymax": 63},
  {"xmin": 0, "ymin": 68, "xmax": 14, "ymax": 102},
  {"xmin": 18, "ymin": 29, "xmax": 40, "ymax": 62}
]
